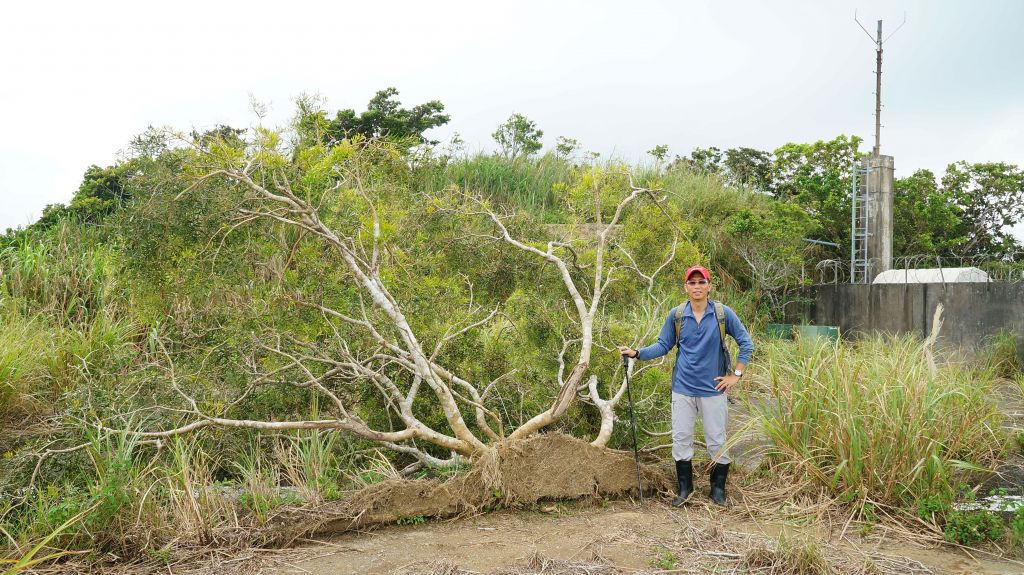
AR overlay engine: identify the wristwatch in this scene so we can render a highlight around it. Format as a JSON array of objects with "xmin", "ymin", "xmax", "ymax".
[{"xmin": 733, "ymin": 369, "xmax": 744, "ymax": 378}]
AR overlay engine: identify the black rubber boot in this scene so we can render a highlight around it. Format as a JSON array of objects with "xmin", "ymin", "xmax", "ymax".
[
  {"xmin": 671, "ymin": 459, "xmax": 693, "ymax": 507},
  {"xmin": 709, "ymin": 462, "xmax": 729, "ymax": 507}
]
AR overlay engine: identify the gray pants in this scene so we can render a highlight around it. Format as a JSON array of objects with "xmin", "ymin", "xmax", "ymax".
[{"xmin": 671, "ymin": 392, "xmax": 731, "ymax": 464}]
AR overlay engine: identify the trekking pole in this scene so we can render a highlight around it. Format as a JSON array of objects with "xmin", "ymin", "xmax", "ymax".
[{"xmin": 622, "ymin": 354, "xmax": 644, "ymax": 503}]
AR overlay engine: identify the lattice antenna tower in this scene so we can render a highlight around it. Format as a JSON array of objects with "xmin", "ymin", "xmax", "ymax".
[{"xmin": 855, "ymin": 11, "xmax": 906, "ymax": 157}]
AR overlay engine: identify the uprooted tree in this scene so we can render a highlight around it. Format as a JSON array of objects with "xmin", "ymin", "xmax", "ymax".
[{"xmin": 98, "ymin": 123, "xmax": 696, "ymax": 469}]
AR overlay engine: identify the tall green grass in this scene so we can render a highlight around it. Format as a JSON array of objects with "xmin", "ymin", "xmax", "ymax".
[
  {"xmin": 0, "ymin": 220, "xmax": 142, "ymax": 417},
  {"xmin": 0, "ymin": 222, "xmax": 122, "ymax": 327},
  {"xmin": 0, "ymin": 311, "xmax": 51, "ymax": 419},
  {"xmin": 1, "ymin": 426, "xmax": 352, "ymax": 566},
  {"xmin": 276, "ymin": 428, "xmax": 345, "ymax": 503},
  {"xmin": 661, "ymin": 167, "xmax": 758, "ymax": 224},
  {"xmin": 0, "ymin": 301, "xmax": 141, "ymax": 420},
  {"xmin": 756, "ymin": 335, "xmax": 1005, "ymax": 509},
  {"xmin": 418, "ymin": 153, "xmax": 573, "ymax": 217},
  {"xmin": 981, "ymin": 330, "xmax": 1022, "ymax": 380}
]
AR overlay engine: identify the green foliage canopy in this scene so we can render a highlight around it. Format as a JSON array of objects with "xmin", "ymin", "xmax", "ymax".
[
  {"xmin": 297, "ymin": 88, "xmax": 450, "ymax": 148},
  {"xmin": 942, "ymin": 161, "xmax": 1024, "ymax": 257},
  {"xmin": 492, "ymin": 113, "xmax": 544, "ymax": 160}
]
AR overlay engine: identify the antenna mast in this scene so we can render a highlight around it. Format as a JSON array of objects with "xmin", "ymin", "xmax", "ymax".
[{"xmin": 856, "ymin": 11, "xmax": 905, "ymax": 157}]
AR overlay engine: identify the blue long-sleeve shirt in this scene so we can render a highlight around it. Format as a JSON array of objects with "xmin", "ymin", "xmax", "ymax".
[{"xmin": 636, "ymin": 299, "xmax": 755, "ymax": 397}]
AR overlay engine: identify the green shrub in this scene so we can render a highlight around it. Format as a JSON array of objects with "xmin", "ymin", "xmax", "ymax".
[
  {"xmin": 1010, "ymin": 507, "xmax": 1024, "ymax": 549},
  {"xmin": 944, "ymin": 511, "xmax": 1004, "ymax": 546},
  {"xmin": 917, "ymin": 494, "xmax": 953, "ymax": 523},
  {"xmin": 395, "ymin": 514, "xmax": 426, "ymax": 526}
]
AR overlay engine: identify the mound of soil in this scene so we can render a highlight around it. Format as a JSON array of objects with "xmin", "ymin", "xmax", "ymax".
[{"xmin": 258, "ymin": 434, "xmax": 672, "ymax": 546}]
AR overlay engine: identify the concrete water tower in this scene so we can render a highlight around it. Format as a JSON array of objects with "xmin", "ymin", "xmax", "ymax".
[
  {"xmin": 851, "ymin": 155, "xmax": 894, "ymax": 283},
  {"xmin": 850, "ymin": 14, "xmax": 902, "ymax": 283}
]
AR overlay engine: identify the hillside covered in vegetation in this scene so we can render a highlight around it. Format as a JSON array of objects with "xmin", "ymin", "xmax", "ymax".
[{"xmin": 2, "ymin": 90, "xmax": 1023, "ymax": 571}]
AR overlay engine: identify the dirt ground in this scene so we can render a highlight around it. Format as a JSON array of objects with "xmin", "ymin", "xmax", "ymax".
[{"xmin": 245, "ymin": 498, "xmax": 1024, "ymax": 575}]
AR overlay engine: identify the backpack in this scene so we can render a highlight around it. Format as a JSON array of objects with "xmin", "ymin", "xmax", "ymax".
[{"xmin": 673, "ymin": 299, "xmax": 732, "ymax": 376}]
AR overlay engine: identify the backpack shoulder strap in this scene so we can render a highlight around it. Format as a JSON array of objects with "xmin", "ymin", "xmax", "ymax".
[
  {"xmin": 673, "ymin": 303, "xmax": 685, "ymax": 346},
  {"xmin": 715, "ymin": 300, "xmax": 727, "ymax": 348}
]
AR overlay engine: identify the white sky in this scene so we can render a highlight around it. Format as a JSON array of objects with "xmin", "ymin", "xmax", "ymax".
[{"xmin": 2, "ymin": 0, "xmax": 1023, "ymax": 240}]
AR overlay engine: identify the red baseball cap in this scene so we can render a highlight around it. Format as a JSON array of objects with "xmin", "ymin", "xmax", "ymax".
[{"xmin": 684, "ymin": 265, "xmax": 711, "ymax": 281}]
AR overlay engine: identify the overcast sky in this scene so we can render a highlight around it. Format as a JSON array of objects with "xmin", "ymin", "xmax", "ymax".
[{"xmin": 2, "ymin": 0, "xmax": 1022, "ymax": 238}]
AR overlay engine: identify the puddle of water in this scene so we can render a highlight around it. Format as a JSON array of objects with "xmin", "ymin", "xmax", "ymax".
[{"xmin": 955, "ymin": 495, "xmax": 1024, "ymax": 513}]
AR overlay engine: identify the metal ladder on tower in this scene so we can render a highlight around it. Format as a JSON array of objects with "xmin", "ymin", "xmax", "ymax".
[{"xmin": 850, "ymin": 161, "xmax": 873, "ymax": 284}]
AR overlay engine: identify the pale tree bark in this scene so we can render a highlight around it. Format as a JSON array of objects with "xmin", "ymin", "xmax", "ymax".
[
  {"xmin": 163, "ymin": 163, "xmax": 492, "ymax": 460},
  {"xmin": 463, "ymin": 176, "xmax": 679, "ymax": 444},
  {"xmin": 114, "ymin": 141, "xmax": 681, "ymax": 466}
]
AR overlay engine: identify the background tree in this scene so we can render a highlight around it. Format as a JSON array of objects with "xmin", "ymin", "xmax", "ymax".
[
  {"xmin": 769, "ymin": 135, "xmax": 864, "ymax": 258},
  {"xmin": 892, "ymin": 169, "xmax": 964, "ymax": 256},
  {"xmin": 727, "ymin": 202, "xmax": 818, "ymax": 309},
  {"xmin": 941, "ymin": 161, "xmax": 1024, "ymax": 257},
  {"xmin": 555, "ymin": 136, "xmax": 580, "ymax": 159},
  {"xmin": 723, "ymin": 147, "xmax": 772, "ymax": 191},
  {"xmin": 28, "ymin": 164, "xmax": 134, "ymax": 231},
  {"xmin": 647, "ymin": 145, "xmax": 669, "ymax": 163},
  {"xmin": 190, "ymin": 124, "xmax": 246, "ymax": 149},
  {"xmin": 675, "ymin": 146, "xmax": 723, "ymax": 175},
  {"xmin": 297, "ymin": 88, "xmax": 450, "ymax": 147},
  {"xmin": 492, "ymin": 113, "xmax": 544, "ymax": 160}
]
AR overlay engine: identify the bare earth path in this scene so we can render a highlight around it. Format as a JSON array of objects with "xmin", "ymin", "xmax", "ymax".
[{"xmin": 255, "ymin": 499, "xmax": 1024, "ymax": 575}]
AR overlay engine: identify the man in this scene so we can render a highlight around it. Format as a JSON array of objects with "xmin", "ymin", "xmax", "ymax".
[{"xmin": 617, "ymin": 265, "xmax": 754, "ymax": 507}]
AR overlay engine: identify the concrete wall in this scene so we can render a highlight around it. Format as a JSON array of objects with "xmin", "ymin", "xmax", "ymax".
[{"xmin": 807, "ymin": 283, "xmax": 1024, "ymax": 352}]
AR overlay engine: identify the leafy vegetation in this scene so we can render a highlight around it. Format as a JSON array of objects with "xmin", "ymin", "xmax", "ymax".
[
  {"xmin": 756, "ymin": 335, "xmax": 1005, "ymax": 510},
  {"xmin": 297, "ymin": 88, "xmax": 450, "ymax": 147},
  {"xmin": 945, "ymin": 510, "xmax": 1005, "ymax": 547},
  {"xmin": 492, "ymin": 112, "xmax": 544, "ymax": 160},
  {"xmin": 674, "ymin": 136, "xmax": 1024, "ymax": 259},
  {"xmin": 417, "ymin": 152, "xmax": 574, "ymax": 216},
  {"xmin": 649, "ymin": 549, "xmax": 678, "ymax": 570}
]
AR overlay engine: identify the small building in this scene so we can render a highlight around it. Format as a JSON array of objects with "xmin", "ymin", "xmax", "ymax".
[{"xmin": 872, "ymin": 267, "xmax": 990, "ymax": 284}]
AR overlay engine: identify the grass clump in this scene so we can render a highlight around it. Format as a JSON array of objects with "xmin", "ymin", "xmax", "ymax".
[
  {"xmin": 6, "ymin": 426, "xmax": 156, "ymax": 557},
  {"xmin": 742, "ymin": 534, "xmax": 837, "ymax": 575},
  {"xmin": 418, "ymin": 153, "xmax": 573, "ymax": 217},
  {"xmin": 757, "ymin": 335, "xmax": 1005, "ymax": 512},
  {"xmin": 0, "ymin": 310, "xmax": 51, "ymax": 420},
  {"xmin": 0, "ymin": 222, "xmax": 122, "ymax": 328},
  {"xmin": 649, "ymin": 549, "xmax": 678, "ymax": 570},
  {"xmin": 982, "ymin": 330, "xmax": 1022, "ymax": 380}
]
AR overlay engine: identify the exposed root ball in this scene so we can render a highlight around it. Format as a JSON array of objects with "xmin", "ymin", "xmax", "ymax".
[{"xmin": 257, "ymin": 433, "xmax": 670, "ymax": 546}]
